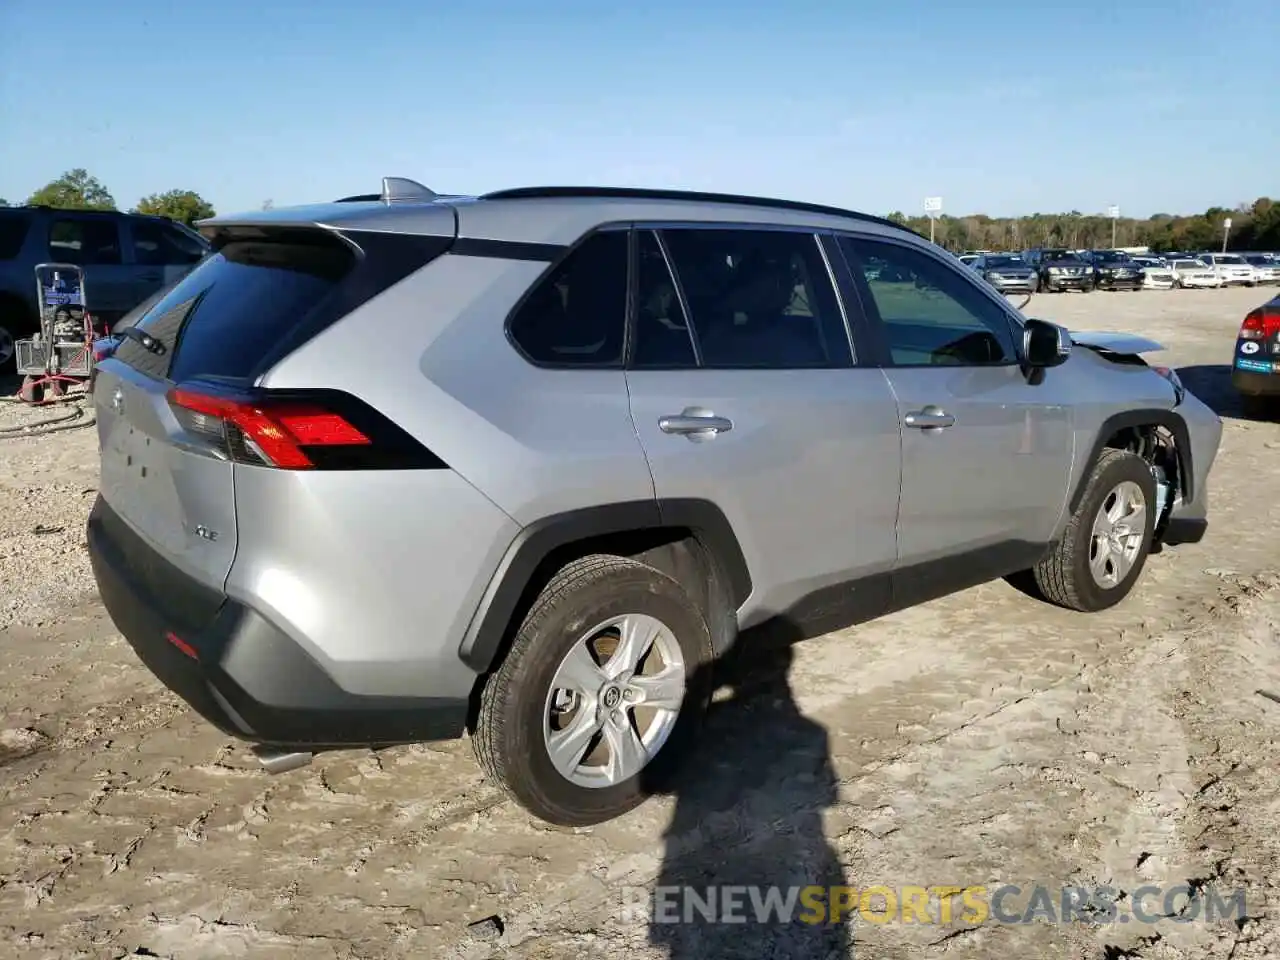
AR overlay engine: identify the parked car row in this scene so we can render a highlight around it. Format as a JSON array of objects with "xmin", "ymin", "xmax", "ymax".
[
  {"xmin": 958, "ymin": 248, "xmax": 1280, "ymax": 295},
  {"xmin": 0, "ymin": 205, "xmax": 212, "ymax": 370}
]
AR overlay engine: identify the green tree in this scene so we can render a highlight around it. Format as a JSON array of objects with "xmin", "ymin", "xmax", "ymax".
[
  {"xmin": 133, "ymin": 189, "xmax": 215, "ymax": 226},
  {"xmin": 26, "ymin": 168, "xmax": 116, "ymax": 210},
  {"xmin": 0, "ymin": 198, "xmax": 9, "ymax": 207}
]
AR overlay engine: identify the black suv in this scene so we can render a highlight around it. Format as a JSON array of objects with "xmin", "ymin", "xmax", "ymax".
[
  {"xmin": 0, "ymin": 206, "xmax": 211, "ymax": 370},
  {"xmin": 1085, "ymin": 249, "xmax": 1144, "ymax": 291},
  {"xmin": 1023, "ymin": 248, "xmax": 1093, "ymax": 292}
]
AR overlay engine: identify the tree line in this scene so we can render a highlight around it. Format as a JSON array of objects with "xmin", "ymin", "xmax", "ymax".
[
  {"xmin": 3, "ymin": 169, "xmax": 1277, "ymax": 252},
  {"xmin": 0, "ymin": 169, "xmax": 271, "ymax": 226},
  {"xmin": 888, "ymin": 199, "xmax": 1279, "ymax": 253}
]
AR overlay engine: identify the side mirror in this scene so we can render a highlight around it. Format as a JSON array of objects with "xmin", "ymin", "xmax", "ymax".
[{"xmin": 1022, "ymin": 318, "xmax": 1070, "ymax": 381}]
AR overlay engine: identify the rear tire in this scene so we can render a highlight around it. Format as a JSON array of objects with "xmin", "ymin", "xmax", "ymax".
[
  {"xmin": 474, "ymin": 554, "xmax": 714, "ymax": 826},
  {"xmin": 1024, "ymin": 449, "xmax": 1157, "ymax": 612}
]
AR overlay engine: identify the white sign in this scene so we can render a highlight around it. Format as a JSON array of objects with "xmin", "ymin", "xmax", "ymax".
[
  {"xmin": 1107, "ymin": 205, "xmax": 1120, "ymax": 219},
  {"xmin": 1224, "ymin": 217, "xmax": 1233, "ymax": 230},
  {"xmin": 924, "ymin": 197, "xmax": 942, "ymax": 215}
]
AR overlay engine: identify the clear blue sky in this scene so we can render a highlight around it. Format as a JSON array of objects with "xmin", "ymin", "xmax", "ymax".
[{"xmin": 2, "ymin": 0, "xmax": 1276, "ymax": 219}]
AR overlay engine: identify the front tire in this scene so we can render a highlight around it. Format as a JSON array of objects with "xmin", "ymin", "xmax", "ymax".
[
  {"xmin": 474, "ymin": 554, "xmax": 714, "ymax": 826},
  {"xmin": 1025, "ymin": 449, "xmax": 1157, "ymax": 612}
]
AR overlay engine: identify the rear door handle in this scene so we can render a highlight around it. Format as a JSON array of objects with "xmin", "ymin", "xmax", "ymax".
[
  {"xmin": 903, "ymin": 407, "xmax": 955, "ymax": 430},
  {"xmin": 659, "ymin": 407, "xmax": 733, "ymax": 439}
]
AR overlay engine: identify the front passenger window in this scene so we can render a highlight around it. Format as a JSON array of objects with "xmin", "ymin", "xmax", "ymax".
[{"xmin": 839, "ymin": 237, "xmax": 1017, "ymax": 367}]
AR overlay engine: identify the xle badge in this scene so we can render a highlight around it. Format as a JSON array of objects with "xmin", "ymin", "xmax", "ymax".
[{"xmin": 193, "ymin": 525, "xmax": 219, "ymax": 542}]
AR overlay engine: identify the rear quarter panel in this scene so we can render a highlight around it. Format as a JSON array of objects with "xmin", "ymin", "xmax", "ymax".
[{"xmin": 256, "ymin": 252, "xmax": 656, "ymax": 688}]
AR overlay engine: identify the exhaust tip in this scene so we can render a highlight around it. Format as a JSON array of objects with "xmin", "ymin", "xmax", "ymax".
[{"xmin": 252, "ymin": 746, "xmax": 314, "ymax": 775}]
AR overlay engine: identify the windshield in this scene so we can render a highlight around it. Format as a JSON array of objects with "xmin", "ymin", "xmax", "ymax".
[
  {"xmin": 1217, "ymin": 255, "xmax": 1246, "ymax": 264},
  {"xmin": 985, "ymin": 256, "xmax": 1024, "ymax": 268},
  {"xmin": 1092, "ymin": 250, "xmax": 1128, "ymax": 262},
  {"xmin": 1173, "ymin": 260, "xmax": 1204, "ymax": 269}
]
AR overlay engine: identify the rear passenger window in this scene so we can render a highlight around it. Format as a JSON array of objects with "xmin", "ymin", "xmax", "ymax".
[
  {"xmin": 48, "ymin": 218, "xmax": 122, "ymax": 265},
  {"xmin": 631, "ymin": 230, "xmax": 697, "ymax": 368},
  {"xmin": 508, "ymin": 231, "xmax": 627, "ymax": 367},
  {"xmin": 0, "ymin": 211, "xmax": 31, "ymax": 259},
  {"xmin": 659, "ymin": 228, "xmax": 850, "ymax": 369}
]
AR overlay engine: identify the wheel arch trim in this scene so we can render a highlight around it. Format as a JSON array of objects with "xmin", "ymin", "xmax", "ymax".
[
  {"xmin": 1068, "ymin": 408, "xmax": 1194, "ymax": 515},
  {"xmin": 457, "ymin": 499, "xmax": 752, "ymax": 673}
]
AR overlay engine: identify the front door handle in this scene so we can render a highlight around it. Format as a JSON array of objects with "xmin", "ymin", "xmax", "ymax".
[
  {"xmin": 659, "ymin": 407, "xmax": 733, "ymax": 440},
  {"xmin": 903, "ymin": 406, "xmax": 956, "ymax": 430}
]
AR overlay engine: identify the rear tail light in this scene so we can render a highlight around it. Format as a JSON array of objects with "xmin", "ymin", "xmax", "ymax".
[
  {"xmin": 91, "ymin": 338, "xmax": 118, "ymax": 363},
  {"xmin": 166, "ymin": 384, "xmax": 446, "ymax": 471},
  {"xmin": 1240, "ymin": 307, "xmax": 1280, "ymax": 341}
]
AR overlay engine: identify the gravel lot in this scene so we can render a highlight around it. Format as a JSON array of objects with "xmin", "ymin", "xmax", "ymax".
[{"xmin": 2, "ymin": 286, "xmax": 1280, "ymax": 960}]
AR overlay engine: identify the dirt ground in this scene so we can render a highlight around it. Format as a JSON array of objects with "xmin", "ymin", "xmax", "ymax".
[{"xmin": 3, "ymin": 286, "xmax": 1280, "ymax": 960}]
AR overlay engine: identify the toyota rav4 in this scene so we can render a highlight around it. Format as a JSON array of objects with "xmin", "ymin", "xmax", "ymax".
[{"xmin": 87, "ymin": 179, "xmax": 1223, "ymax": 826}]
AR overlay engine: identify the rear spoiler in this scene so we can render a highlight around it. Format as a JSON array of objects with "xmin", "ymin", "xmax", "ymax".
[{"xmin": 194, "ymin": 176, "xmax": 460, "ymax": 241}]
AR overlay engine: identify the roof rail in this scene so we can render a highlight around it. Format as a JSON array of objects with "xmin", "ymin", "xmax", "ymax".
[{"xmin": 479, "ymin": 186, "xmax": 924, "ymax": 238}]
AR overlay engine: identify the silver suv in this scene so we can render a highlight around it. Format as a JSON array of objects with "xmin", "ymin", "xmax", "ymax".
[{"xmin": 87, "ymin": 179, "xmax": 1222, "ymax": 826}]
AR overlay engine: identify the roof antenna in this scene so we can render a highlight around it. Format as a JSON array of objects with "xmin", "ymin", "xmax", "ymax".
[{"xmin": 381, "ymin": 177, "xmax": 437, "ymax": 204}]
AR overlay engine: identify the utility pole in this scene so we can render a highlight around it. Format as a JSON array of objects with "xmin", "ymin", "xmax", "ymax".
[
  {"xmin": 1107, "ymin": 205, "xmax": 1120, "ymax": 248},
  {"xmin": 924, "ymin": 197, "xmax": 942, "ymax": 245},
  {"xmin": 1222, "ymin": 217, "xmax": 1232, "ymax": 253}
]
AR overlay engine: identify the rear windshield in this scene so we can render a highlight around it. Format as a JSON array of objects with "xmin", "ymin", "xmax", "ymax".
[
  {"xmin": 114, "ymin": 234, "xmax": 356, "ymax": 382},
  {"xmin": 985, "ymin": 256, "xmax": 1024, "ymax": 268},
  {"xmin": 0, "ymin": 211, "xmax": 32, "ymax": 260}
]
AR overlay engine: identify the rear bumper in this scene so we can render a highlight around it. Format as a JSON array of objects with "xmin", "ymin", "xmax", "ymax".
[
  {"xmin": 87, "ymin": 496, "xmax": 469, "ymax": 747},
  {"xmin": 1232, "ymin": 368, "xmax": 1280, "ymax": 396}
]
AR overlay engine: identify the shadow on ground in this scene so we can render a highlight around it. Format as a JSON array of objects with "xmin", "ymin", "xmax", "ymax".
[
  {"xmin": 1178, "ymin": 364, "xmax": 1279, "ymax": 424},
  {"xmin": 643, "ymin": 628, "xmax": 854, "ymax": 959}
]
